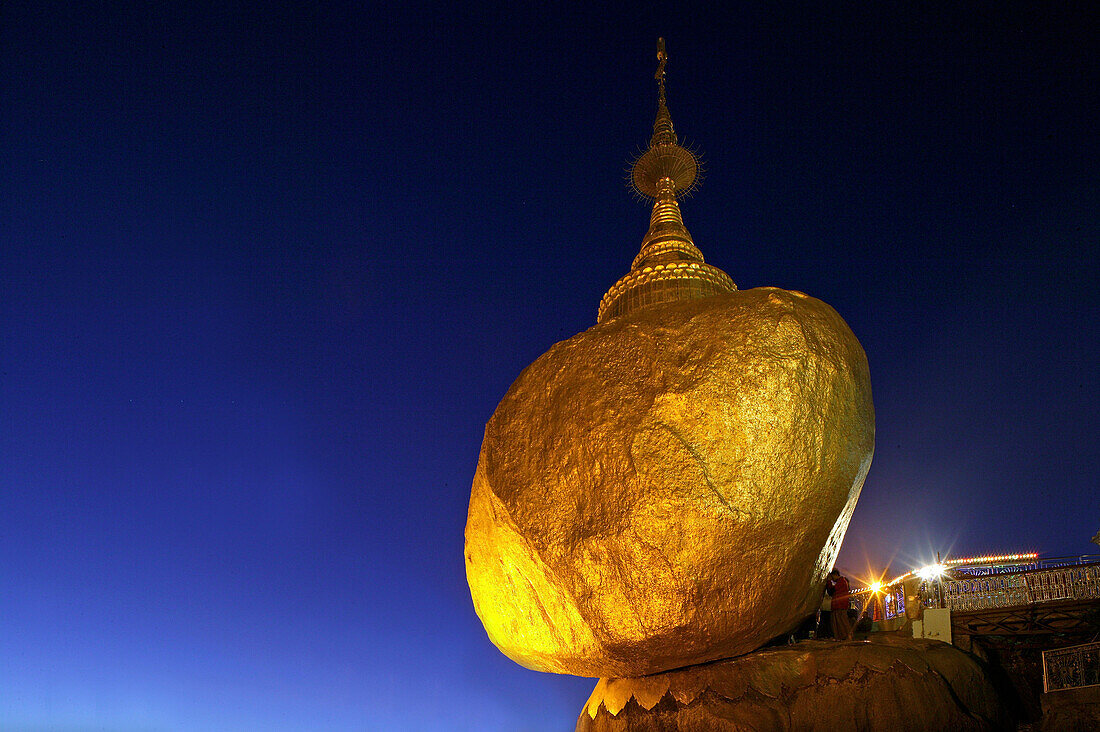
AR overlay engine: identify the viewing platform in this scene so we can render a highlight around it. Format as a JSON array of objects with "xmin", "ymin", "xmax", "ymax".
[
  {"xmin": 840, "ymin": 552, "xmax": 1100, "ymax": 724},
  {"xmin": 850, "ymin": 553, "xmax": 1100, "ymax": 628}
]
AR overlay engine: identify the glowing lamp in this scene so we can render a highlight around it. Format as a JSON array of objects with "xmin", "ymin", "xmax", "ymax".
[{"xmin": 916, "ymin": 564, "xmax": 947, "ymax": 581}]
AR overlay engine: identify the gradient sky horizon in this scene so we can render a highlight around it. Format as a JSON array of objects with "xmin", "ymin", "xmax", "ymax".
[{"xmin": 2, "ymin": 2, "xmax": 1097, "ymax": 730}]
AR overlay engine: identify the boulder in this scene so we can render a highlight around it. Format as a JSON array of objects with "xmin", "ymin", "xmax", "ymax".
[{"xmin": 465, "ymin": 288, "xmax": 874, "ymax": 677}]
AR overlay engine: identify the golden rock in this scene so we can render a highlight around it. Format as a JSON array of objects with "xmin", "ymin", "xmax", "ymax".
[{"xmin": 464, "ymin": 287, "xmax": 874, "ymax": 677}]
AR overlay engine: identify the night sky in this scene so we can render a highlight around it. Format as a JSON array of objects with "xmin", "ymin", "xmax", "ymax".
[{"xmin": 2, "ymin": 2, "xmax": 1097, "ymax": 730}]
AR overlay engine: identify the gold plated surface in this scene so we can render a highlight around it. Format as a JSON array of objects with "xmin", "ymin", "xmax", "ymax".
[
  {"xmin": 631, "ymin": 38, "xmax": 698, "ymax": 197},
  {"xmin": 465, "ymin": 288, "xmax": 875, "ymax": 677}
]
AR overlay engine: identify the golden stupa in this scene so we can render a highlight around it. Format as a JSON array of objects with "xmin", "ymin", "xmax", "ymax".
[
  {"xmin": 465, "ymin": 40, "xmax": 875, "ymax": 679},
  {"xmin": 598, "ymin": 38, "xmax": 735, "ymax": 323}
]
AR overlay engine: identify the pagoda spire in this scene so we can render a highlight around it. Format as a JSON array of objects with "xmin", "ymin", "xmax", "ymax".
[
  {"xmin": 650, "ymin": 37, "xmax": 677, "ymax": 147},
  {"xmin": 597, "ymin": 39, "xmax": 736, "ymax": 324}
]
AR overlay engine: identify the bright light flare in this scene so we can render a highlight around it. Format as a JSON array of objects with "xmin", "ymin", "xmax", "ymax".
[
  {"xmin": 868, "ymin": 581, "xmax": 883, "ymax": 593},
  {"xmin": 916, "ymin": 563, "xmax": 947, "ymax": 581}
]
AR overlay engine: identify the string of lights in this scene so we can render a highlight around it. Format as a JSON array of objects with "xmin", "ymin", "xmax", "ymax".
[{"xmin": 849, "ymin": 552, "xmax": 1040, "ymax": 593}]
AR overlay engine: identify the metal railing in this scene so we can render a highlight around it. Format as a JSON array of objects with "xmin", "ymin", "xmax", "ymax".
[
  {"xmin": 948, "ymin": 555, "xmax": 1100, "ymax": 578},
  {"xmin": 943, "ymin": 562, "xmax": 1100, "ymax": 612},
  {"xmin": 848, "ymin": 586, "xmax": 907, "ymax": 621},
  {"xmin": 1043, "ymin": 641, "xmax": 1100, "ymax": 692},
  {"xmin": 882, "ymin": 585, "xmax": 906, "ymax": 619},
  {"xmin": 1035, "ymin": 554, "xmax": 1100, "ymax": 570}
]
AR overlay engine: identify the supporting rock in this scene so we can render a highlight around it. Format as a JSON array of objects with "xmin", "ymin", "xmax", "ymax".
[{"xmin": 576, "ymin": 635, "xmax": 1013, "ymax": 731}]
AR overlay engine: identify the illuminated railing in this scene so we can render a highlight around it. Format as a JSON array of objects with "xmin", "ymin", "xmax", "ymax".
[
  {"xmin": 948, "ymin": 554, "xmax": 1100, "ymax": 577},
  {"xmin": 1043, "ymin": 641, "xmax": 1100, "ymax": 693},
  {"xmin": 849, "ymin": 585, "xmax": 907, "ymax": 621},
  {"xmin": 882, "ymin": 585, "xmax": 906, "ymax": 619},
  {"xmin": 943, "ymin": 563, "xmax": 1100, "ymax": 612},
  {"xmin": 1035, "ymin": 554, "xmax": 1100, "ymax": 570}
]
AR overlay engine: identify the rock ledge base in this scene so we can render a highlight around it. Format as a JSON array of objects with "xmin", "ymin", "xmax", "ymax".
[{"xmin": 577, "ymin": 635, "xmax": 1011, "ymax": 731}]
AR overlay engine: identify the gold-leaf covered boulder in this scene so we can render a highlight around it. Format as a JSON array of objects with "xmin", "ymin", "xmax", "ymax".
[{"xmin": 465, "ymin": 287, "xmax": 874, "ymax": 677}]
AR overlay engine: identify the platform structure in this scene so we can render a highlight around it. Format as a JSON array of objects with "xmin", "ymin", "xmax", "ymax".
[
  {"xmin": 849, "ymin": 553, "xmax": 1100, "ymax": 637},
  {"xmin": 847, "ymin": 554, "xmax": 1100, "ymax": 653},
  {"xmin": 940, "ymin": 557, "xmax": 1100, "ymax": 653},
  {"xmin": 847, "ymin": 553, "xmax": 1100, "ymax": 723}
]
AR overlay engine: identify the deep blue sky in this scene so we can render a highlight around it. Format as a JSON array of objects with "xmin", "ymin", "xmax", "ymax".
[{"xmin": 1, "ymin": 2, "xmax": 1097, "ymax": 730}]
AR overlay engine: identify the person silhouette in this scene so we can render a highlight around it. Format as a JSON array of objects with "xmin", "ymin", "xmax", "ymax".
[{"xmin": 826, "ymin": 569, "xmax": 853, "ymax": 641}]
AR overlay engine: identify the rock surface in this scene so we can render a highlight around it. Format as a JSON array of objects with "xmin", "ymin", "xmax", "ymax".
[
  {"xmin": 576, "ymin": 636, "xmax": 1013, "ymax": 731},
  {"xmin": 465, "ymin": 288, "xmax": 874, "ymax": 677},
  {"xmin": 1041, "ymin": 685, "xmax": 1100, "ymax": 732}
]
